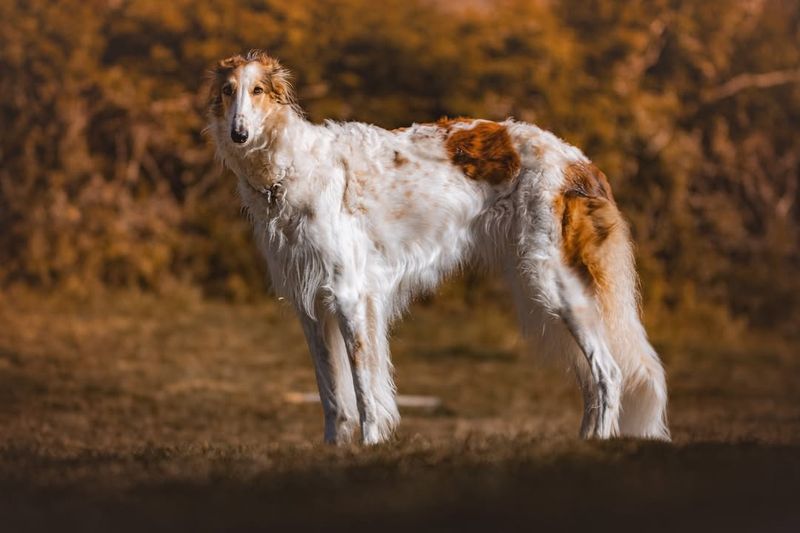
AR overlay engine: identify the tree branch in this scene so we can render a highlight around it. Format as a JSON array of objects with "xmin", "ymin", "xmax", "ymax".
[{"xmin": 703, "ymin": 69, "xmax": 800, "ymax": 102}]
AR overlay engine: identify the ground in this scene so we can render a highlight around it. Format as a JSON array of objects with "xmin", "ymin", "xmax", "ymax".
[{"xmin": 0, "ymin": 287, "xmax": 798, "ymax": 532}]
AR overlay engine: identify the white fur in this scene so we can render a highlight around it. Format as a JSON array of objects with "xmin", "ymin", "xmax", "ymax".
[{"xmin": 208, "ymin": 56, "xmax": 670, "ymax": 444}]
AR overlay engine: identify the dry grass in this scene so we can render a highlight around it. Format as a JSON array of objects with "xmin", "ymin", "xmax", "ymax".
[{"xmin": 0, "ymin": 287, "xmax": 798, "ymax": 532}]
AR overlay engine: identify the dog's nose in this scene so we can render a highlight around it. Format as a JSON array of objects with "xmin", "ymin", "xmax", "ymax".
[{"xmin": 231, "ymin": 128, "xmax": 248, "ymax": 144}]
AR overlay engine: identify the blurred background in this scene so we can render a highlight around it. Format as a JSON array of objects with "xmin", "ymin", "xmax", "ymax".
[
  {"xmin": 1, "ymin": 0, "xmax": 798, "ymax": 332},
  {"xmin": 0, "ymin": 1, "xmax": 799, "ymax": 530}
]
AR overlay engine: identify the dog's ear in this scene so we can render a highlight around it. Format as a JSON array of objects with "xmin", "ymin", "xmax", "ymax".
[
  {"xmin": 217, "ymin": 54, "xmax": 246, "ymax": 74},
  {"xmin": 266, "ymin": 64, "xmax": 294, "ymax": 105}
]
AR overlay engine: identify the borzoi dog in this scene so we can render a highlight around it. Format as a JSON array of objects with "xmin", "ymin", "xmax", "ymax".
[{"xmin": 207, "ymin": 50, "xmax": 669, "ymax": 445}]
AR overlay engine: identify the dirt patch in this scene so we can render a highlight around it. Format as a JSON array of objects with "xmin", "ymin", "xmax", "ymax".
[{"xmin": 0, "ymin": 289, "xmax": 798, "ymax": 531}]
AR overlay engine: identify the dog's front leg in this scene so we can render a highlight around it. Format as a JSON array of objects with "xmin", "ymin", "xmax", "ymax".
[
  {"xmin": 297, "ymin": 308, "xmax": 359, "ymax": 444},
  {"xmin": 335, "ymin": 294, "xmax": 398, "ymax": 445}
]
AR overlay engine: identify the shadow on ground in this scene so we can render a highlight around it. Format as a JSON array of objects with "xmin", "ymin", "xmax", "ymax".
[{"xmin": 1, "ymin": 440, "xmax": 798, "ymax": 532}]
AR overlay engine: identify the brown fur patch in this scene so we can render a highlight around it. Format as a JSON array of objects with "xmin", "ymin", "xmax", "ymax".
[
  {"xmin": 445, "ymin": 122, "xmax": 521, "ymax": 185},
  {"xmin": 393, "ymin": 151, "xmax": 408, "ymax": 167},
  {"xmin": 208, "ymin": 55, "xmax": 246, "ymax": 117},
  {"xmin": 350, "ymin": 335, "xmax": 363, "ymax": 366},
  {"xmin": 341, "ymin": 160, "xmax": 369, "ymax": 215},
  {"xmin": 556, "ymin": 162, "xmax": 621, "ymax": 290},
  {"xmin": 562, "ymin": 162, "xmax": 614, "ymax": 202},
  {"xmin": 436, "ymin": 116, "xmax": 473, "ymax": 131}
]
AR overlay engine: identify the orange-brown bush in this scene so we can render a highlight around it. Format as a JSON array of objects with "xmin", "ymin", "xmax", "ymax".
[{"xmin": 0, "ymin": 0, "xmax": 797, "ymax": 329}]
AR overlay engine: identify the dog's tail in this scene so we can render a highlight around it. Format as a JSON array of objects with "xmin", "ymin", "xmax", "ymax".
[{"xmin": 595, "ymin": 211, "xmax": 670, "ymax": 440}]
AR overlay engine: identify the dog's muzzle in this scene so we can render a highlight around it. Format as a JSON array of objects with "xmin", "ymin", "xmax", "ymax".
[
  {"xmin": 231, "ymin": 115, "xmax": 248, "ymax": 144},
  {"xmin": 231, "ymin": 127, "xmax": 248, "ymax": 144}
]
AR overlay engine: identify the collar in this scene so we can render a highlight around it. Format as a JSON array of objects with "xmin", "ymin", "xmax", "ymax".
[{"xmin": 255, "ymin": 180, "xmax": 285, "ymax": 206}]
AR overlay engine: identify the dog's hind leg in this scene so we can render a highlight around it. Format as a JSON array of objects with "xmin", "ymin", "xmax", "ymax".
[
  {"xmin": 335, "ymin": 292, "xmax": 399, "ymax": 445},
  {"xmin": 517, "ymin": 259, "xmax": 622, "ymax": 438},
  {"xmin": 535, "ymin": 264, "xmax": 621, "ymax": 438},
  {"xmin": 298, "ymin": 307, "xmax": 359, "ymax": 444},
  {"xmin": 508, "ymin": 270, "xmax": 603, "ymax": 438}
]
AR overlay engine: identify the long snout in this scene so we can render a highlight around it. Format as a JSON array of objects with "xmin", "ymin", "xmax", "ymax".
[{"xmin": 230, "ymin": 114, "xmax": 248, "ymax": 144}]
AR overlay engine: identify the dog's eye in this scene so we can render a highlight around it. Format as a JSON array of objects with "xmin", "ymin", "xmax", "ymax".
[
  {"xmin": 222, "ymin": 84, "xmax": 233, "ymax": 96},
  {"xmin": 253, "ymin": 86, "xmax": 264, "ymax": 95}
]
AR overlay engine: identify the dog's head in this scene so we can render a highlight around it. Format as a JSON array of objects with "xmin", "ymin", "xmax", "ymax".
[{"xmin": 207, "ymin": 50, "xmax": 294, "ymax": 148}]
